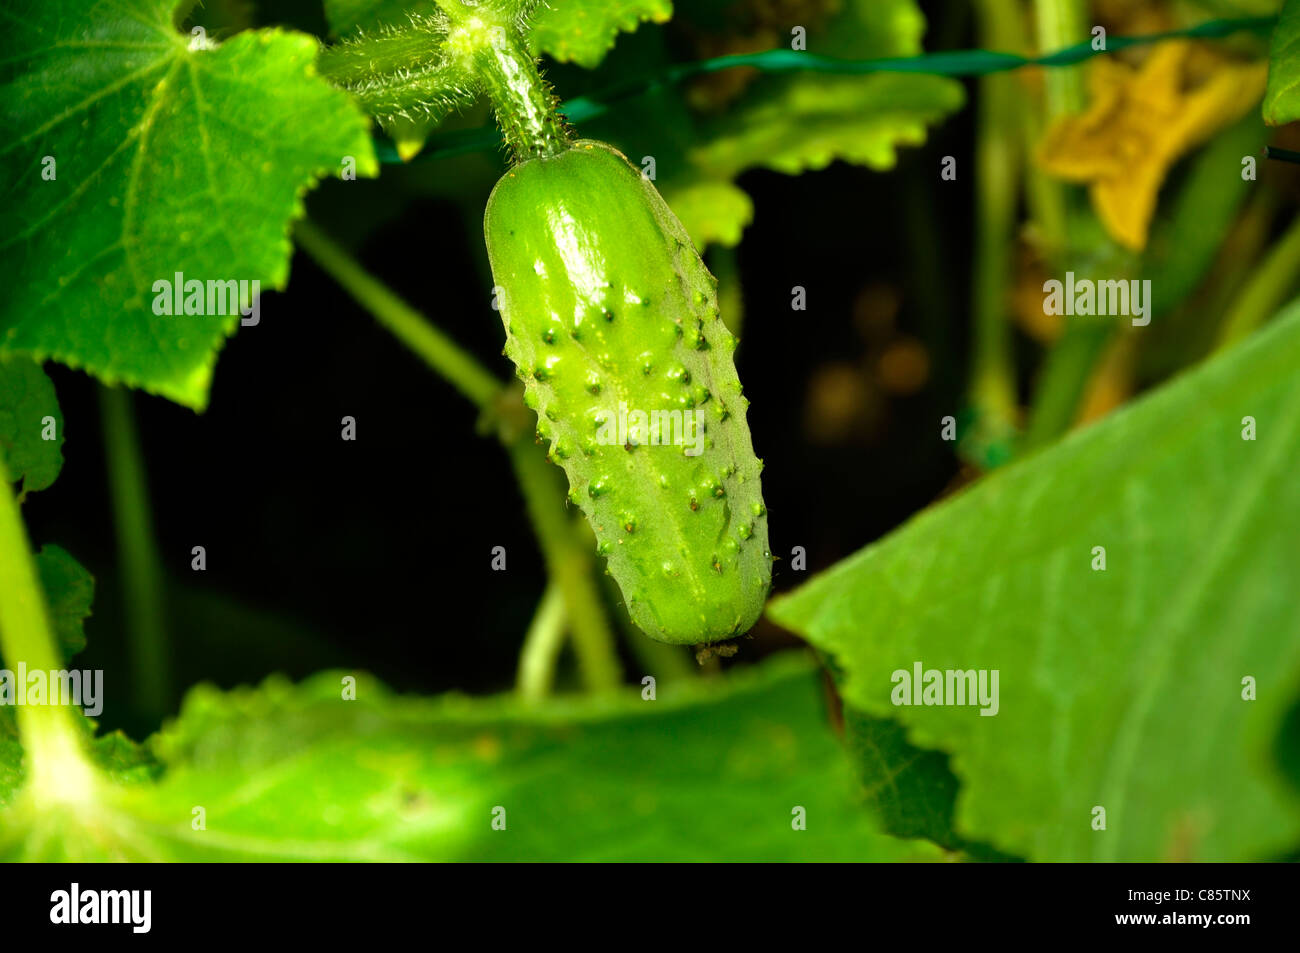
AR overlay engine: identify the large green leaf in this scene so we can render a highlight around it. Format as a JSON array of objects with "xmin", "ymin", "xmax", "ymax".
[
  {"xmin": 1264, "ymin": 0, "xmax": 1300, "ymax": 124},
  {"xmin": 0, "ymin": 357, "xmax": 62, "ymax": 494},
  {"xmin": 0, "ymin": 0, "xmax": 377, "ymax": 409},
  {"xmin": 769, "ymin": 303, "xmax": 1300, "ymax": 861},
  {"xmin": 0, "ymin": 654, "xmax": 943, "ymax": 861}
]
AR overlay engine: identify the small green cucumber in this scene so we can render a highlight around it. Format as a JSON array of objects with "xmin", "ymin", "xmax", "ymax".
[{"xmin": 484, "ymin": 140, "xmax": 772, "ymax": 645}]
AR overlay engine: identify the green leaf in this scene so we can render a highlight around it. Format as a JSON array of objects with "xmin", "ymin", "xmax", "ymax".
[
  {"xmin": 530, "ymin": 0, "xmax": 673, "ymax": 69},
  {"xmin": 769, "ymin": 302, "xmax": 1300, "ymax": 861},
  {"xmin": 587, "ymin": 0, "xmax": 963, "ymax": 249},
  {"xmin": 663, "ymin": 69, "xmax": 962, "ymax": 248},
  {"xmin": 660, "ymin": 179, "xmax": 754, "ymax": 249},
  {"xmin": 686, "ymin": 0, "xmax": 963, "ymax": 181},
  {"xmin": 0, "ymin": 356, "xmax": 62, "ymax": 494},
  {"xmin": 34, "ymin": 545, "xmax": 94, "ymax": 662},
  {"xmin": 0, "ymin": 0, "xmax": 378, "ymax": 409},
  {"xmin": 1264, "ymin": 0, "xmax": 1300, "ymax": 124},
  {"xmin": 323, "ymin": 1, "xmax": 671, "ymax": 70},
  {"xmin": 0, "ymin": 654, "xmax": 945, "ymax": 860},
  {"xmin": 842, "ymin": 707, "xmax": 965, "ymax": 850},
  {"xmin": 689, "ymin": 73, "xmax": 965, "ymax": 178},
  {"xmin": 811, "ymin": 0, "xmax": 930, "ymax": 60}
]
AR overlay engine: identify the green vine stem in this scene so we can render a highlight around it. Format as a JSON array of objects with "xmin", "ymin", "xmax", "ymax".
[
  {"xmin": 506, "ymin": 439, "xmax": 622, "ymax": 693},
  {"xmin": 1020, "ymin": 0, "xmax": 1108, "ymax": 456},
  {"xmin": 0, "ymin": 454, "xmax": 98, "ymax": 806},
  {"xmin": 1033, "ymin": 0, "xmax": 1088, "ymax": 119},
  {"xmin": 966, "ymin": 0, "xmax": 1024, "ymax": 468},
  {"xmin": 515, "ymin": 581, "xmax": 565, "ymax": 700},
  {"xmin": 293, "ymin": 219, "xmax": 621, "ymax": 693},
  {"xmin": 293, "ymin": 220, "xmax": 501, "ymax": 409},
  {"xmin": 1020, "ymin": 323, "xmax": 1113, "ymax": 453},
  {"xmin": 1216, "ymin": 214, "xmax": 1300, "ymax": 350},
  {"xmin": 100, "ymin": 385, "xmax": 169, "ymax": 719},
  {"xmin": 1026, "ymin": 0, "xmax": 1090, "ymax": 272}
]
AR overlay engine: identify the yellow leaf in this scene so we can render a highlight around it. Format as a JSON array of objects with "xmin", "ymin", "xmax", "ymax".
[{"xmin": 1037, "ymin": 42, "xmax": 1266, "ymax": 251}]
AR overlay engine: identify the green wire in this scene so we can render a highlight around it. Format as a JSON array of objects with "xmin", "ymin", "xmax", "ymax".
[{"xmin": 373, "ymin": 15, "xmax": 1274, "ymax": 164}]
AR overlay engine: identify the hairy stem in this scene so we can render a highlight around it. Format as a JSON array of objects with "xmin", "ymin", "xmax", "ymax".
[
  {"xmin": 449, "ymin": 16, "xmax": 569, "ymax": 162},
  {"xmin": 100, "ymin": 386, "xmax": 169, "ymax": 719},
  {"xmin": 0, "ymin": 455, "xmax": 98, "ymax": 805}
]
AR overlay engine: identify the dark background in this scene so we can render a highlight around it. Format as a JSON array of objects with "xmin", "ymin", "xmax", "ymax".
[{"xmin": 23, "ymin": 1, "xmax": 993, "ymax": 737}]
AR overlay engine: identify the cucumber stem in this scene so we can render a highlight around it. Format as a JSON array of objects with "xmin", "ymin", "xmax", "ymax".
[{"xmin": 451, "ymin": 20, "xmax": 569, "ymax": 162}]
